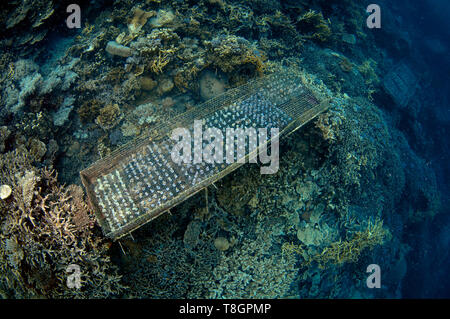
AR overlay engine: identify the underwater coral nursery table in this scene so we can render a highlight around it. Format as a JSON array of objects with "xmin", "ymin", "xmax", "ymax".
[{"xmin": 80, "ymin": 69, "xmax": 329, "ymax": 240}]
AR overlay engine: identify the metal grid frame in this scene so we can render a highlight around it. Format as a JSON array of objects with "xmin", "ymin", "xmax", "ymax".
[{"xmin": 80, "ymin": 69, "xmax": 330, "ymax": 239}]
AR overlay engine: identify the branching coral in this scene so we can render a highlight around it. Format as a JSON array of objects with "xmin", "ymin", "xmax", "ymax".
[
  {"xmin": 205, "ymin": 35, "xmax": 266, "ymax": 84},
  {"xmin": 149, "ymin": 50, "xmax": 171, "ymax": 74},
  {"xmin": 296, "ymin": 10, "xmax": 331, "ymax": 43},
  {"xmin": 358, "ymin": 59, "xmax": 380, "ymax": 86},
  {"xmin": 0, "ymin": 149, "xmax": 124, "ymax": 298},
  {"xmin": 174, "ymin": 64, "xmax": 201, "ymax": 92},
  {"xmin": 339, "ymin": 57, "xmax": 354, "ymax": 73},
  {"xmin": 78, "ymin": 99, "xmax": 102, "ymax": 124},
  {"xmin": 95, "ymin": 103, "xmax": 123, "ymax": 130},
  {"xmin": 206, "ymin": 237, "xmax": 298, "ymax": 298},
  {"xmin": 314, "ymin": 111, "xmax": 342, "ymax": 142},
  {"xmin": 127, "ymin": 29, "xmax": 179, "ymax": 76},
  {"xmin": 304, "ymin": 218, "xmax": 390, "ymax": 269}
]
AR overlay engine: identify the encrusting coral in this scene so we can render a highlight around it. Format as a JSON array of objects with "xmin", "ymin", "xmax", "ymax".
[
  {"xmin": 78, "ymin": 99, "xmax": 102, "ymax": 124},
  {"xmin": 95, "ymin": 103, "xmax": 123, "ymax": 130},
  {"xmin": 128, "ymin": 7, "xmax": 155, "ymax": 35}
]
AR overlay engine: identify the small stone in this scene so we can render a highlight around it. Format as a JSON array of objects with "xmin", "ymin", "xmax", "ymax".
[
  {"xmin": 214, "ymin": 237, "xmax": 230, "ymax": 251},
  {"xmin": 0, "ymin": 184, "xmax": 12, "ymax": 200}
]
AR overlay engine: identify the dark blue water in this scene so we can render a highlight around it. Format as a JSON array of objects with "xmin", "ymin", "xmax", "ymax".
[{"xmin": 380, "ymin": 0, "xmax": 450, "ymax": 298}]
